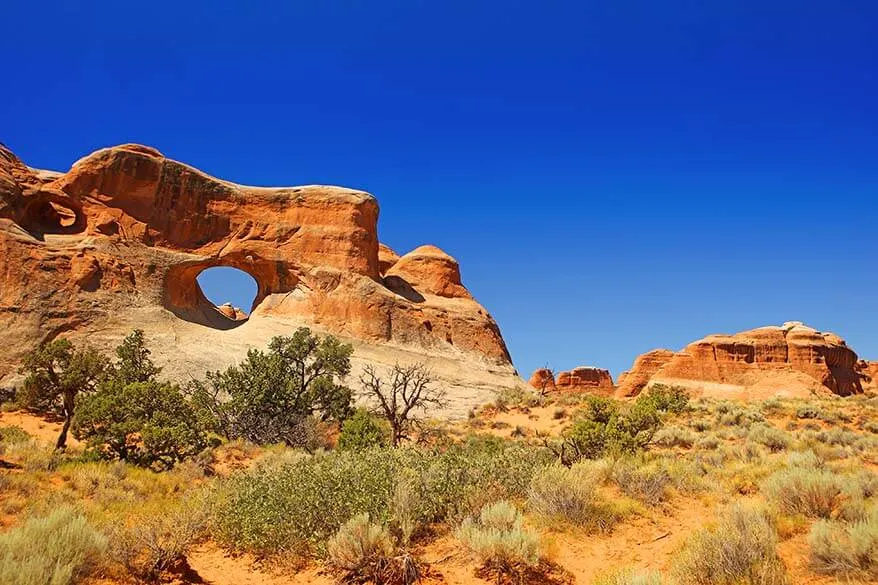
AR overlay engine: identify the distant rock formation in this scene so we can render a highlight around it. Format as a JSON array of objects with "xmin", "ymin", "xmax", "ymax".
[
  {"xmin": 617, "ymin": 322, "xmax": 872, "ymax": 399},
  {"xmin": 0, "ymin": 143, "xmax": 519, "ymax": 414},
  {"xmin": 528, "ymin": 366, "xmax": 614, "ymax": 395}
]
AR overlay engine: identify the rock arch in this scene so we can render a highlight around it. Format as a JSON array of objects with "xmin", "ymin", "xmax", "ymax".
[{"xmin": 163, "ymin": 251, "xmax": 298, "ymax": 330}]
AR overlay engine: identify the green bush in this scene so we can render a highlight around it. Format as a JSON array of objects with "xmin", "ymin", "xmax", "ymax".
[
  {"xmin": 0, "ymin": 507, "xmax": 107, "ymax": 585},
  {"xmin": 337, "ymin": 408, "xmax": 389, "ymax": 451},
  {"xmin": 640, "ymin": 384, "xmax": 690, "ymax": 414},
  {"xmin": 0, "ymin": 425, "xmax": 31, "ymax": 445},
  {"xmin": 455, "ymin": 501, "xmax": 540, "ymax": 573},
  {"xmin": 808, "ymin": 511, "xmax": 877, "ymax": 578},
  {"xmin": 672, "ymin": 506, "xmax": 786, "ymax": 585},
  {"xmin": 74, "ymin": 380, "xmax": 206, "ymax": 469},
  {"xmin": 560, "ymin": 396, "xmax": 663, "ymax": 463},
  {"xmin": 213, "ymin": 440, "xmax": 550, "ymax": 557}
]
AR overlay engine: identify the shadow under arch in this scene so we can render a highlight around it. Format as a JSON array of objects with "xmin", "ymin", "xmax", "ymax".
[{"xmin": 20, "ymin": 195, "xmax": 87, "ymax": 240}]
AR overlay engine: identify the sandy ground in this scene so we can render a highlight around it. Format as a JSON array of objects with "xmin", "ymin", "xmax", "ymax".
[{"xmin": 0, "ymin": 409, "xmax": 79, "ymax": 447}]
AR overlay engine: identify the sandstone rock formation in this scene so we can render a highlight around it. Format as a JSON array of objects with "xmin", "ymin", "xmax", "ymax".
[
  {"xmin": 528, "ymin": 366, "xmax": 614, "ymax": 395},
  {"xmin": 859, "ymin": 360, "xmax": 878, "ymax": 394},
  {"xmin": 615, "ymin": 350, "xmax": 675, "ymax": 398},
  {"xmin": 528, "ymin": 368, "xmax": 556, "ymax": 393},
  {"xmin": 0, "ymin": 143, "xmax": 519, "ymax": 415},
  {"xmin": 616, "ymin": 322, "xmax": 873, "ymax": 399}
]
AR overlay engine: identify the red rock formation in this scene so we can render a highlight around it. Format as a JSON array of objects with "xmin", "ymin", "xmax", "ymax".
[
  {"xmin": 859, "ymin": 360, "xmax": 878, "ymax": 394},
  {"xmin": 528, "ymin": 368, "xmax": 556, "ymax": 393},
  {"xmin": 0, "ymin": 144, "xmax": 516, "ymax": 409},
  {"xmin": 616, "ymin": 350, "xmax": 675, "ymax": 397},
  {"xmin": 384, "ymin": 245, "xmax": 471, "ymax": 299},
  {"xmin": 528, "ymin": 366, "xmax": 614, "ymax": 395},
  {"xmin": 616, "ymin": 322, "xmax": 871, "ymax": 399},
  {"xmin": 378, "ymin": 243, "xmax": 400, "ymax": 276}
]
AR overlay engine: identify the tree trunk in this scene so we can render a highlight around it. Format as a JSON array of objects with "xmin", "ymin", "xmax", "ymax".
[{"xmin": 55, "ymin": 391, "xmax": 74, "ymax": 451}]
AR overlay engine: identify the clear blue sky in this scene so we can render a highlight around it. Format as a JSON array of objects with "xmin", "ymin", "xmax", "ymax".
[{"xmin": 3, "ymin": 1, "xmax": 876, "ymax": 377}]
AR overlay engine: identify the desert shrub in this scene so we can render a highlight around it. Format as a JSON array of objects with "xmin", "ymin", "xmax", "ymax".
[
  {"xmin": 326, "ymin": 514, "xmax": 395, "ymax": 581},
  {"xmin": 762, "ymin": 467, "xmax": 845, "ymax": 518},
  {"xmin": 74, "ymin": 380, "xmax": 206, "ymax": 469},
  {"xmin": 106, "ymin": 497, "xmax": 208, "ymax": 582},
  {"xmin": 494, "ymin": 386, "xmax": 543, "ymax": 410},
  {"xmin": 214, "ymin": 449, "xmax": 401, "ymax": 556},
  {"xmin": 652, "ymin": 426, "xmax": 695, "ymax": 448},
  {"xmin": 695, "ymin": 435, "xmax": 719, "ymax": 450},
  {"xmin": 558, "ymin": 396, "xmax": 663, "ymax": 464},
  {"xmin": 419, "ymin": 436, "xmax": 553, "ymax": 523},
  {"xmin": 863, "ymin": 420, "xmax": 878, "ymax": 434},
  {"xmin": 613, "ymin": 460, "xmax": 672, "ymax": 505},
  {"xmin": 785, "ymin": 450, "xmax": 824, "ymax": 469},
  {"xmin": 0, "ymin": 507, "xmax": 107, "ymax": 585},
  {"xmin": 808, "ymin": 511, "xmax": 877, "ymax": 578},
  {"xmin": 455, "ymin": 501, "xmax": 540, "ymax": 574},
  {"xmin": 689, "ymin": 418, "xmax": 713, "ymax": 432},
  {"xmin": 716, "ymin": 404, "xmax": 765, "ymax": 428},
  {"xmin": 854, "ymin": 469, "xmax": 878, "ymax": 498},
  {"xmin": 640, "ymin": 384, "xmax": 690, "ymax": 414},
  {"xmin": 796, "ymin": 405, "xmax": 820, "ymax": 419},
  {"xmin": 672, "ymin": 506, "xmax": 786, "ymax": 585},
  {"xmin": 187, "ymin": 328, "xmax": 354, "ymax": 447},
  {"xmin": 594, "ymin": 567, "xmax": 666, "ymax": 585},
  {"xmin": 337, "ymin": 408, "xmax": 389, "ymax": 451},
  {"xmin": 527, "ymin": 463, "xmax": 605, "ymax": 528},
  {"xmin": 760, "ymin": 398, "xmax": 784, "ymax": 415},
  {"xmin": 0, "ymin": 425, "xmax": 31, "ymax": 445},
  {"xmin": 213, "ymin": 440, "xmax": 550, "ymax": 557},
  {"xmin": 390, "ymin": 471, "xmax": 423, "ymax": 545},
  {"xmin": 748, "ymin": 424, "xmax": 791, "ymax": 452},
  {"xmin": 811, "ymin": 428, "xmax": 859, "ymax": 447}
]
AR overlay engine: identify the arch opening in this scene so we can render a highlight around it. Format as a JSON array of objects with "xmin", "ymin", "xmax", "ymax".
[
  {"xmin": 196, "ymin": 266, "xmax": 258, "ymax": 323},
  {"xmin": 21, "ymin": 198, "xmax": 85, "ymax": 238}
]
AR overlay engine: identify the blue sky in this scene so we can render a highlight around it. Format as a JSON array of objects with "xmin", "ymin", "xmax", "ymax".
[{"xmin": 3, "ymin": 1, "xmax": 876, "ymax": 377}]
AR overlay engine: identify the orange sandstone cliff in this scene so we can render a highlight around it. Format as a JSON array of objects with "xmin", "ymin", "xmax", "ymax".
[
  {"xmin": 616, "ymin": 322, "xmax": 873, "ymax": 399},
  {"xmin": 0, "ymin": 143, "xmax": 519, "ymax": 414}
]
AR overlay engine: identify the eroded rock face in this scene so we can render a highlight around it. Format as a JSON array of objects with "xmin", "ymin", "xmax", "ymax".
[
  {"xmin": 0, "ymin": 144, "xmax": 517, "ymax": 414},
  {"xmin": 528, "ymin": 366, "xmax": 614, "ymax": 395},
  {"xmin": 616, "ymin": 322, "xmax": 872, "ymax": 399}
]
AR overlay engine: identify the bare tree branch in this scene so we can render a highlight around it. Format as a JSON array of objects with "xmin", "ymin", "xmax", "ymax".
[{"xmin": 358, "ymin": 362, "xmax": 446, "ymax": 446}]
